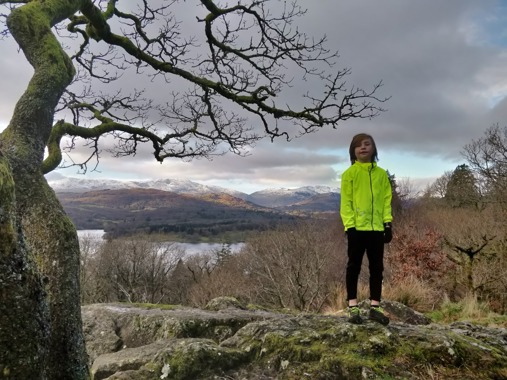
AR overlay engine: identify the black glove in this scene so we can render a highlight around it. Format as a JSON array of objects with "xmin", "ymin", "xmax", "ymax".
[
  {"xmin": 346, "ymin": 227, "xmax": 357, "ymax": 240},
  {"xmin": 383, "ymin": 222, "xmax": 393, "ymax": 243}
]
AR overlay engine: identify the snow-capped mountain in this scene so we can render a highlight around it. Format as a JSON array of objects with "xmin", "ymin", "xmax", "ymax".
[
  {"xmin": 46, "ymin": 175, "xmax": 247, "ymax": 199},
  {"xmin": 46, "ymin": 174, "xmax": 339, "ymax": 210},
  {"xmin": 249, "ymin": 186, "xmax": 339, "ymax": 208}
]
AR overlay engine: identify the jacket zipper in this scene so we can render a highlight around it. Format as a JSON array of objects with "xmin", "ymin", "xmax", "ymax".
[{"xmin": 369, "ymin": 164, "xmax": 374, "ymax": 230}]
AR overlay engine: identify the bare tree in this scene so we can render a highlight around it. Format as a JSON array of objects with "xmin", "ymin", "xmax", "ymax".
[
  {"xmin": 243, "ymin": 220, "xmax": 343, "ymax": 312},
  {"xmin": 185, "ymin": 245, "xmax": 257, "ymax": 307},
  {"xmin": 463, "ymin": 124, "xmax": 507, "ymax": 207},
  {"xmin": 427, "ymin": 207, "xmax": 499, "ymax": 299},
  {"xmin": 78, "ymin": 233, "xmax": 103, "ymax": 304},
  {"xmin": 0, "ymin": 1, "xmax": 386, "ymax": 378},
  {"xmin": 424, "ymin": 171, "xmax": 452, "ymax": 199},
  {"xmin": 83, "ymin": 237, "xmax": 183, "ymax": 304}
]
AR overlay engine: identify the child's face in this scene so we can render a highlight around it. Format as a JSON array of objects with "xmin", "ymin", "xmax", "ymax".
[{"xmin": 354, "ymin": 138, "xmax": 374, "ymax": 163}]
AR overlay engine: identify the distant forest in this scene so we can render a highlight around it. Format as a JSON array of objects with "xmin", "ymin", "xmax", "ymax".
[{"xmin": 57, "ymin": 188, "xmax": 315, "ymax": 242}]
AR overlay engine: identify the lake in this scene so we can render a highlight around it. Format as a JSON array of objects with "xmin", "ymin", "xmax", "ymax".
[{"xmin": 77, "ymin": 230, "xmax": 245, "ymax": 255}]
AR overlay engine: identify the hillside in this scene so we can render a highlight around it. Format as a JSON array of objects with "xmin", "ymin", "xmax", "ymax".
[
  {"xmin": 279, "ymin": 192, "xmax": 341, "ymax": 213},
  {"xmin": 248, "ymin": 185, "xmax": 339, "ymax": 208},
  {"xmin": 51, "ymin": 176, "xmax": 341, "ymax": 240},
  {"xmin": 57, "ymin": 188, "xmax": 300, "ymax": 240}
]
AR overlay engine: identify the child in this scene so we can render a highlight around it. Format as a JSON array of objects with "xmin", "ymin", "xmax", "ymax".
[{"xmin": 340, "ymin": 133, "xmax": 393, "ymax": 325}]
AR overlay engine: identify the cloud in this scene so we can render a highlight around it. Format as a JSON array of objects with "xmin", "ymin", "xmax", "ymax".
[
  {"xmin": 0, "ymin": 39, "xmax": 32, "ymax": 126},
  {"xmin": 3, "ymin": 1, "xmax": 507, "ymax": 192},
  {"xmin": 57, "ymin": 136, "xmax": 345, "ymax": 192}
]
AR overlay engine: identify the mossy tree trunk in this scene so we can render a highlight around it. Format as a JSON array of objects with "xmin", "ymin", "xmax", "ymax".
[
  {"xmin": 0, "ymin": 156, "xmax": 50, "ymax": 378},
  {"xmin": 0, "ymin": 1, "xmax": 88, "ymax": 379}
]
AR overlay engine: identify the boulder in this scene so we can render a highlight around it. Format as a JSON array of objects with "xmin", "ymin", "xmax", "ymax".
[
  {"xmin": 355, "ymin": 299, "xmax": 432, "ymax": 325},
  {"xmin": 82, "ymin": 301, "xmax": 284, "ymax": 365},
  {"xmin": 82, "ymin": 299, "xmax": 507, "ymax": 379}
]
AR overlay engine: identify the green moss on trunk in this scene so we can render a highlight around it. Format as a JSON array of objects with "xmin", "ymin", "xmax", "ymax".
[
  {"xmin": 0, "ymin": 158, "xmax": 50, "ymax": 379},
  {"xmin": 1, "ymin": 1, "xmax": 89, "ymax": 379}
]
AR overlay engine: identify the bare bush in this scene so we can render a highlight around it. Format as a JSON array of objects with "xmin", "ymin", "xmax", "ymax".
[
  {"xmin": 411, "ymin": 165, "xmax": 507, "ymax": 313},
  {"xmin": 425, "ymin": 171, "xmax": 452, "ymax": 199},
  {"xmin": 78, "ymin": 219, "xmax": 353, "ymax": 313},
  {"xmin": 427, "ymin": 207, "xmax": 499, "ymax": 297},
  {"xmin": 186, "ymin": 246, "xmax": 257, "ymax": 308},
  {"xmin": 175, "ymin": 220, "xmax": 347, "ymax": 312},
  {"xmin": 386, "ymin": 221, "xmax": 450, "ymax": 286},
  {"xmin": 238, "ymin": 220, "xmax": 346, "ymax": 312},
  {"xmin": 378, "ymin": 207, "xmax": 451, "ymax": 311},
  {"xmin": 80, "ymin": 237, "xmax": 184, "ymax": 304},
  {"xmin": 79, "ymin": 233, "xmax": 103, "ymax": 304}
]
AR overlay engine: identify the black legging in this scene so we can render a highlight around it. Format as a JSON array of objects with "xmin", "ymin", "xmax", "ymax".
[{"xmin": 346, "ymin": 230, "xmax": 385, "ymax": 301}]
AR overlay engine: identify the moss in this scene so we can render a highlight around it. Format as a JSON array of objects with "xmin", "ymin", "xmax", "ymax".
[
  {"xmin": 86, "ymin": 305, "xmax": 507, "ymax": 379},
  {"xmin": 427, "ymin": 308, "xmax": 507, "ymax": 328},
  {"xmin": 230, "ymin": 316, "xmax": 507, "ymax": 379},
  {"xmin": 237, "ymin": 322, "xmax": 398, "ymax": 379},
  {"xmin": 246, "ymin": 303, "xmax": 270, "ymax": 311},
  {"xmin": 151, "ymin": 340, "xmax": 248, "ymax": 380},
  {"xmin": 391, "ymin": 328, "xmax": 507, "ymax": 376},
  {"xmin": 0, "ymin": 160, "xmax": 16, "ymax": 253},
  {"xmin": 450, "ymin": 332, "xmax": 507, "ymax": 368},
  {"xmin": 232, "ymin": 317, "xmax": 503, "ymax": 379},
  {"xmin": 260, "ymin": 332, "xmax": 325, "ymax": 362},
  {"xmin": 0, "ymin": 159, "xmax": 15, "ymax": 203},
  {"xmin": 8, "ymin": 0, "xmax": 69, "ymax": 147}
]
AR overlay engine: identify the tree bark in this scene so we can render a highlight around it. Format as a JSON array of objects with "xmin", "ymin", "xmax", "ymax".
[
  {"xmin": 0, "ymin": 156, "xmax": 50, "ymax": 378},
  {"xmin": 0, "ymin": 1, "xmax": 89, "ymax": 378}
]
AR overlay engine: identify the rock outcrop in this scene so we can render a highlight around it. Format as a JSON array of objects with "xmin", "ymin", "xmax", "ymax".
[{"xmin": 82, "ymin": 298, "xmax": 507, "ymax": 379}]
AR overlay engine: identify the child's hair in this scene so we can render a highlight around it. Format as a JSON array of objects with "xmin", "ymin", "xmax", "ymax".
[{"xmin": 349, "ymin": 133, "xmax": 378, "ymax": 164}]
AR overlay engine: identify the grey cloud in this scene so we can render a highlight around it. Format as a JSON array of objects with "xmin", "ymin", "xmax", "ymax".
[
  {"xmin": 4, "ymin": 1, "xmax": 507, "ymax": 191},
  {"xmin": 0, "ymin": 39, "xmax": 32, "ymax": 125},
  {"xmin": 60, "ymin": 137, "xmax": 344, "ymax": 189},
  {"xmin": 298, "ymin": 1, "xmax": 507, "ymax": 159}
]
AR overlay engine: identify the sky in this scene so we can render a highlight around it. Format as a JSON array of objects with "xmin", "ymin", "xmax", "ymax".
[{"xmin": 2, "ymin": 1, "xmax": 507, "ymax": 194}]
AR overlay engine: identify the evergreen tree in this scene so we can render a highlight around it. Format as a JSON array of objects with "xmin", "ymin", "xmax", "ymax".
[
  {"xmin": 388, "ymin": 171, "xmax": 403, "ymax": 215},
  {"xmin": 444, "ymin": 164, "xmax": 480, "ymax": 208}
]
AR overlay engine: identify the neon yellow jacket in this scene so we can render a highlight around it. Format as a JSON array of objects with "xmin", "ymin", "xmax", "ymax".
[{"xmin": 340, "ymin": 161, "xmax": 393, "ymax": 231}]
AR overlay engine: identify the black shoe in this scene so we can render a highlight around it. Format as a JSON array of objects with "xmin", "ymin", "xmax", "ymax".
[
  {"xmin": 347, "ymin": 306, "xmax": 363, "ymax": 324},
  {"xmin": 369, "ymin": 306, "xmax": 390, "ymax": 325}
]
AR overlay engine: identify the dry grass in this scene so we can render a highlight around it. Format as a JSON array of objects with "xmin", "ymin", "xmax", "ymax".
[
  {"xmin": 324, "ymin": 275, "xmax": 440, "ymax": 314},
  {"xmin": 427, "ymin": 293, "xmax": 507, "ymax": 327},
  {"xmin": 323, "ymin": 282, "xmax": 374, "ymax": 314},
  {"xmin": 383, "ymin": 275, "xmax": 442, "ymax": 313},
  {"xmin": 325, "ymin": 284, "xmax": 507, "ymax": 327}
]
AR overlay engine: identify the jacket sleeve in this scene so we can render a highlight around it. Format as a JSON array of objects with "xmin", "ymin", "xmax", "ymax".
[
  {"xmin": 340, "ymin": 170, "xmax": 355, "ymax": 231},
  {"xmin": 383, "ymin": 172, "xmax": 393, "ymax": 224}
]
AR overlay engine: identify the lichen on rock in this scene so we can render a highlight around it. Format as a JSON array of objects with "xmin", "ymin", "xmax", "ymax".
[{"xmin": 83, "ymin": 298, "xmax": 507, "ymax": 379}]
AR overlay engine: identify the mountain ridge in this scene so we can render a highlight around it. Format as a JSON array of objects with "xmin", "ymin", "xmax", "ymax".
[
  {"xmin": 47, "ymin": 175, "xmax": 340, "ymax": 209},
  {"xmin": 49, "ymin": 175, "xmax": 340, "ymax": 239}
]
